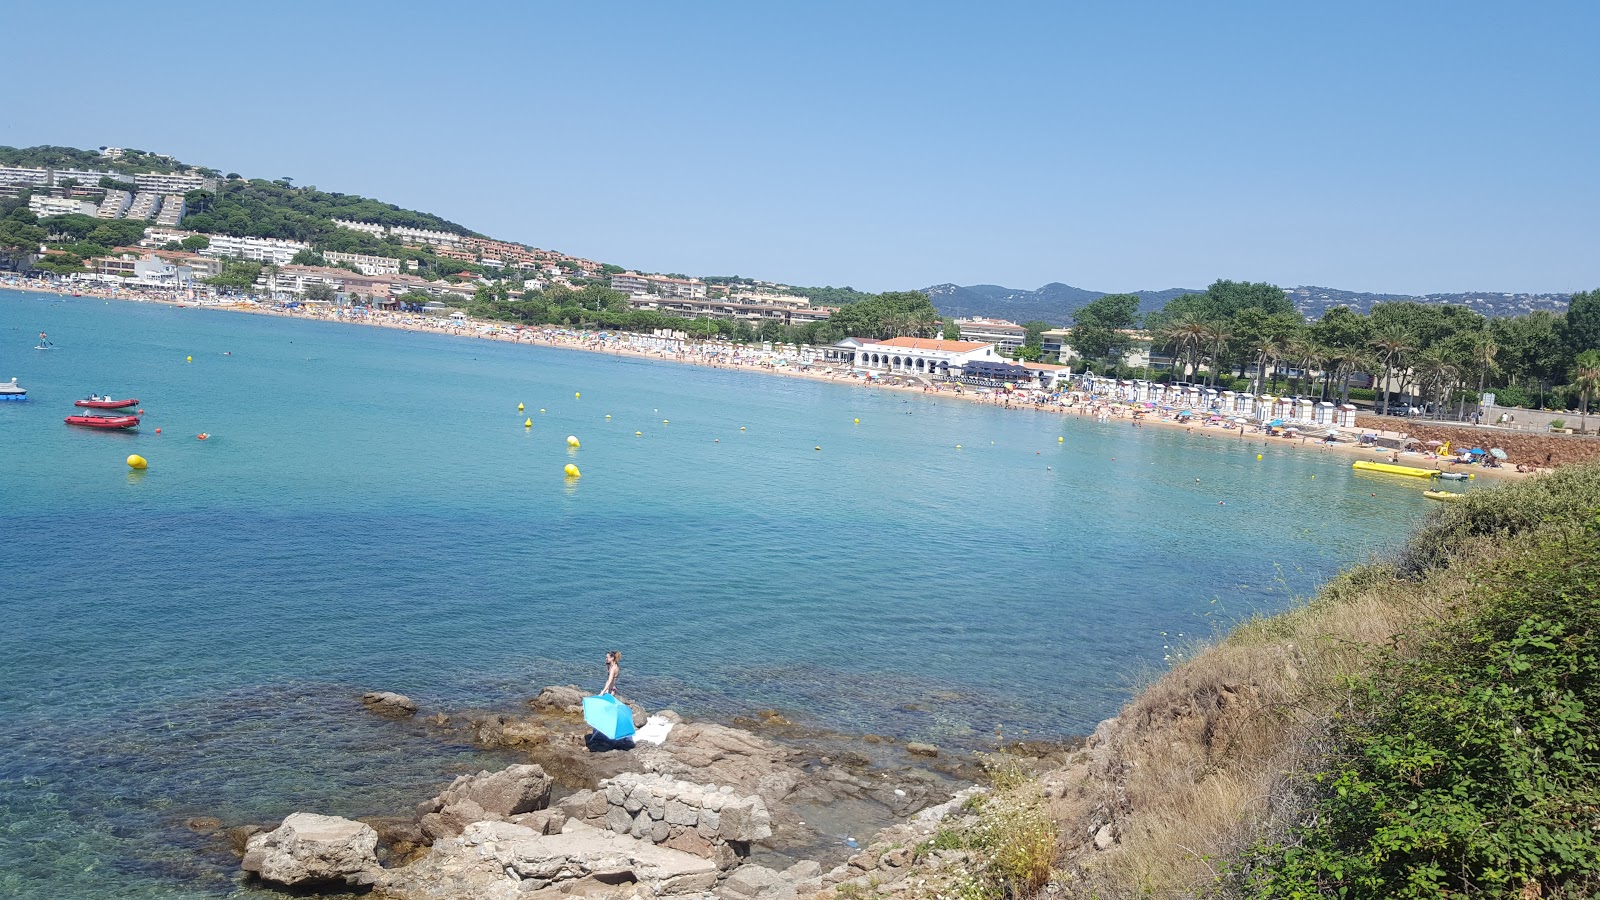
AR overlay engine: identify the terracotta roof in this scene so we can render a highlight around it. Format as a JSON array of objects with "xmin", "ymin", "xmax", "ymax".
[{"xmin": 869, "ymin": 336, "xmax": 992, "ymax": 352}]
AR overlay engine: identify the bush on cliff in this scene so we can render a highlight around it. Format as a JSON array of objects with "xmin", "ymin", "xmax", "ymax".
[{"xmin": 1232, "ymin": 512, "xmax": 1600, "ymax": 898}]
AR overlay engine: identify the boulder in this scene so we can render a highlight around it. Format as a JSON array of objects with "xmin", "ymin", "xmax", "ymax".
[
  {"xmin": 905, "ymin": 742, "xmax": 939, "ymax": 758},
  {"xmin": 415, "ymin": 764, "xmax": 553, "ymax": 842},
  {"xmin": 721, "ymin": 864, "xmax": 797, "ymax": 900},
  {"xmin": 361, "ymin": 691, "xmax": 418, "ymax": 718},
  {"xmin": 530, "ymin": 684, "xmax": 586, "ymax": 714},
  {"xmin": 423, "ymin": 764, "xmax": 553, "ymax": 819},
  {"xmin": 241, "ymin": 812, "xmax": 380, "ymax": 888}
]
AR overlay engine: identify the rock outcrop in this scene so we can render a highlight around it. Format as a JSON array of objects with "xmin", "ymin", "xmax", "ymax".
[
  {"xmin": 377, "ymin": 820, "xmax": 721, "ymax": 899},
  {"xmin": 241, "ymin": 812, "xmax": 381, "ymax": 889},
  {"xmin": 362, "ymin": 691, "xmax": 419, "ymax": 718},
  {"xmin": 557, "ymin": 773, "xmax": 771, "ymax": 868},
  {"xmin": 415, "ymin": 764, "xmax": 553, "ymax": 843}
]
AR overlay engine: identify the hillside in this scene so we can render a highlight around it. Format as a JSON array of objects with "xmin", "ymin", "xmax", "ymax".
[
  {"xmin": 923, "ymin": 283, "xmax": 1193, "ymax": 325},
  {"xmin": 927, "ymin": 280, "xmax": 1573, "ymax": 325}
]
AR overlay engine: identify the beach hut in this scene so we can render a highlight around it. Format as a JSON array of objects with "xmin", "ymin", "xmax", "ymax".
[
  {"xmin": 1254, "ymin": 395, "xmax": 1273, "ymax": 420},
  {"xmin": 1313, "ymin": 401, "xmax": 1334, "ymax": 424},
  {"xmin": 1335, "ymin": 404, "xmax": 1357, "ymax": 428},
  {"xmin": 1220, "ymin": 391, "xmax": 1235, "ymax": 413},
  {"xmin": 1290, "ymin": 397, "xmax": 1310, "ymax": 421}
]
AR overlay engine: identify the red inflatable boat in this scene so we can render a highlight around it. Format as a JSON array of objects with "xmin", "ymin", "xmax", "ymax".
[
  {"xmin": 74, "ymin": 397, "xmax": 140, "ymax": 409},
  {"xmin": 65, "ymin": 414, "xmax": 140, "ymax": 429}
]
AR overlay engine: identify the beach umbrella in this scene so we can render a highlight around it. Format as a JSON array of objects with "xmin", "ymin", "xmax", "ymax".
[
  {"xmin": 583, "ymin": 694, "xmax": 637, "ymax": 741},
  {"xmin": 1267, "ymin": 419, "xmax": 1285, "ymax": 427},
  {"xmin": 1425, "ymin": 440, "xmax": 1444, "ymax": 447},
  {"xmin": 1468, "ymin": 448, "xmax": 1486, "ymax": 456},
  {"xmin": 1489, "ymin": 448, "xmax": 1507, "ymax": 460}
]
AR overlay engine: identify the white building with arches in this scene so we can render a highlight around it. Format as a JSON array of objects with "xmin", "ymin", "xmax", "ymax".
[{"xmin": 841, "ymin": 336, "xmax": 1002, "ymax": 377}]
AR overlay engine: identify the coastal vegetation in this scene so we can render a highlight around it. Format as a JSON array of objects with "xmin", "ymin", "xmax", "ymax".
[
  {"xmin": 966, "ymin": 463, "xmax": 1600, "ymax": 900},
  {"xmin": 1070, "ymin": 279, "xmax": 1600, "ymax": 420}
]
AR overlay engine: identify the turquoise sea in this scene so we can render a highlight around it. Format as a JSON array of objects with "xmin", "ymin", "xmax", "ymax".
[{"xmin": 0, "ymin": 289, "xmax": 1441, "ymax": 897}]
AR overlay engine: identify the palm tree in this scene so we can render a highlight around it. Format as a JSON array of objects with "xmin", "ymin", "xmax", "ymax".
[
  {"xmin": 1200, "ymin": 322, "xmax": 1233, "ymax": 387},
  {"xmin": 1412, "ymin": 350, "xmax": 1461, "ymax": 420},
  {"xmin": 1471, "ymin": 336, "xmax": 1499, "ymax": 420},
  {"xmin": 1572, "ymin": 351, "xmax": 1600, "ymax": 434},
  {"xmin": 1321, "ymin": 347, "xmax": 1369, "ymax": 404},
  {"xmin": 1282, "ymin": 337, "xmax": 1318, "ymax": 397},
  {"xmin": 1367, "ymin": 324, "xmax": 1416, "ymax": 416},
  {"xmin": 1160, "ymin": 315, "xmax": 1209, "ymax": 381}
]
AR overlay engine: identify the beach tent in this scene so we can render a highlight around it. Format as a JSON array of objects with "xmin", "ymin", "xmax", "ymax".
[{"xmin": 583, "ymin": 694, "xmax": 637, "ymax": 741}]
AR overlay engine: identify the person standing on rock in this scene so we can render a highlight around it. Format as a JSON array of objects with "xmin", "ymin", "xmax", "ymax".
[{"xmin": 601, "ymin": 650, "xmax": 622, "ymax": 696}]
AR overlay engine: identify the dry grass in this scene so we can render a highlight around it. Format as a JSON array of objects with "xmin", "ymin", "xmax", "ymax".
[{"xmin": 1056, "ymin": 470, "xmax": 1596, "ymax": 900}]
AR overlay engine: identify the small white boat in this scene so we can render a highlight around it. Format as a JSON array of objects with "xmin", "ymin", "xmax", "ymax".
[{"xmin": 0, "ymin": 377, "xmax": 26, "ymax": 401}]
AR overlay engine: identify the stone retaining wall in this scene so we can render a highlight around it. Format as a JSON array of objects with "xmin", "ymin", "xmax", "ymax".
[{"xmin": 560, "ymin": 773, "xmax": 771, "ymax": 866}]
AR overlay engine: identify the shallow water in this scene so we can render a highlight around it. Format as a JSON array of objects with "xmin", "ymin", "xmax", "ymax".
[{"xmin": 0, "ymin": 290, "xmax": 1440, "ymax": 897}]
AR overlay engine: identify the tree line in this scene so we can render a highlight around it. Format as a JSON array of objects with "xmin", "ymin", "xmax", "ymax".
[{"xmin": 1067, "ymin": 279, "xmax": 1600, "ymax": 418}]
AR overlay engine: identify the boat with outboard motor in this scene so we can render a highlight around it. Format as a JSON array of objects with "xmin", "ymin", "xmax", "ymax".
[
  {"xmin": 74, "ymin": 396, "xmax": 139, "ymax": 409},
  {"xmin": 64, "ymin": 414, "xmax": 140, "ymax": 429},
  {"xmin": 0, "ymin": 378, "xmax": 24, "ymax": 401}
]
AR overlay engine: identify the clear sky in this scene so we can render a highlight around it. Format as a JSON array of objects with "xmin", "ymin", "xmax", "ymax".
[{"xmin": 6, "ymin": 1, "xmax": 1596, "ymax": 295}]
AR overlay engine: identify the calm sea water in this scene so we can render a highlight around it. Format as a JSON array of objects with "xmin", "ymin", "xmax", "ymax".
[{"xmin": 0, "ymin": 290, "xmax": 1440, "ymax": 897}]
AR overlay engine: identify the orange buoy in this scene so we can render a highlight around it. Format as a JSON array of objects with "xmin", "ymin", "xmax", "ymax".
[
  {"xmin": 138, "ymin": 408, "xmax": 145, "ymax": 414},
  {"xmin": 154, "ymin": 428, "xmax": 161, "ymax": 434},
  {"xmin": 197, "ymin": 433, "xmax": 209, "ymax": 441}
]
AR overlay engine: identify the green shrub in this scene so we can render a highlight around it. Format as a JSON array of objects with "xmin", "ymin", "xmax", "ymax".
[
  {"xmin": 1231, "ymin": 514, "xmax": 1600, "ymax": 899},
  {"xmin": 1551, "ymin": 419, "xmax": 1568, "ymax": 431}
]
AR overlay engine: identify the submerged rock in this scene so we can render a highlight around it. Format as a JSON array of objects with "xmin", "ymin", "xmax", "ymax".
[
  {"xmin": 241, "ymin": 812, "xmax": 380, "ymax": 888},
  {"xmin": 361, "ymin": 691, "xmax": 419, "ymax": 718}
]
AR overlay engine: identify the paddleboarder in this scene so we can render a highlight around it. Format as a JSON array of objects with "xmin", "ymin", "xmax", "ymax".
[{"xmin": 600, "ymin": 650, "xmax": 621, "ymax": 696}]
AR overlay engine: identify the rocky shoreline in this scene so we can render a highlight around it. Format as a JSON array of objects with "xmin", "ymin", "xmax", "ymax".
[{"xmin": 220, "ymin": 685, "xmax": 1067, "ymax": 900}]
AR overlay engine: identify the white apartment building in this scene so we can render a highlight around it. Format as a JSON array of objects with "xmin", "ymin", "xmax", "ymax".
[
  {"xmin": 956, "ymin": 317, "xmax": 1029, "ymax": 353},
  {"xmin": 50, "ymin": 168, "xmax": 121, "ymax": 187},
  {"xmin": 134, "ymin": 172, "xmax": 215, "ymax": 193},
  {"xmin": 332, "ymin": 218, "xmax": 389, "ymax": 238},
  {"xmin": 0, "ymin": 166, "xmax": 50, "ymax": 188},
  {"xmin": 201, "ymin": 234, "xmax": 310, "ymax": 266},
  {"xmin": 609, "ymin": 272, "xmax": 708, "ymax": 299},
  {"xmin": 324, "ymin": 251, "xmax": 400, "ymax": 276},
  {"xmin": 28, "ymin": 196, "xmax": 98, "ymax": 217},
  {"xmin": 140, "ymin": 227, "xmax": 199, "ymax": 248},
  {"xmin": 388, "ymin": 225, "xmax": 461, "ymax": 247},
  {"xmin": 96, "ymin": 190, "xmax": 133, "ymax": 218},
  {"xmin": 258, "ymin": 264, "xmax": 348, "ymax": 297},
  {"xmin": 125, "ymin": 192, "xmax": 163, "ymax": 221},
  {"xmin": 330, "ymin": 219, "xmax": 462, "ymax": 247},
  {"xmin": 155, "ymin": 195, "xmax": 185, "ymax": 226}
]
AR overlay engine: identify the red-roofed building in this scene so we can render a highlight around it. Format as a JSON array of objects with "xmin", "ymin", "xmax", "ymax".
[{"xmin": 838, "ymin": 335, "xmax": 1002, "ymax": 378}]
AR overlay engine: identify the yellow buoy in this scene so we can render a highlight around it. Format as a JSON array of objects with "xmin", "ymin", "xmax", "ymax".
[
  {"xmin": 564, "ymin": 464, "xmax": 580, "ymax": 478},
  {"xmin": 854, "ymin": 418, "xmax": 859, "ymax": 424},
  {"xmin": 517, "ymin": 403, "xmax": 524, "ymax": 411},
  {"xmin": 540, "ymin": 408, "xmax": 546, "ymax": 413},
  {"xmin": 185, "ymin": 355, "xmax": 192, "ymax": 362},
  {"xmin": 815, "ymin": 446, "xmax": 822, "ymax": 450},
  {"xmin": 635, "ymin": 431, "xmax": 642, "ymax": 436},
  {"xmin": 575, "ymin": 392, "xmax": 581, "ymax": 399},
  {"xmin": 1257, "ymin": 454, "xmax": 1263, "ymax": 460},
  {"xmin": 1058, "ymin": 436, "xmax": 1064, "ymax": 443},
  {"xmin": 524, "ymin": 418, "xmax": 532, "ymax": 428},
  {"xmin": 663, "ymin": 419, "xmax": 669, "ymax": 424},
  {"xmin": 956, "ymin": 444, "xmax": 962, "ymax": 449},
  {"xmin": 605, "ymin": 414, "xmax": 612, "ymax": 419},
  {"xmin": 126, "ymin": 454, "xmax": 147, "ymax": 470},
  {"xmin": 566, "ymin": 435, "xmax": 580, "ymax": 448},
  {"xmin": 740, "ymin": 426, "xmax": 746, "ymax": 431}
]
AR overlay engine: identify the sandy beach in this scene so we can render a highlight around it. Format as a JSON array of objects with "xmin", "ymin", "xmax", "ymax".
[{"xmin": 3, "ymin": 277, "xmax": 1533, "ymax": 479}]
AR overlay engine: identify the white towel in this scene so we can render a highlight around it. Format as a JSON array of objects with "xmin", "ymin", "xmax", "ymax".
[{"xmin": 634, "ymin": 715, "xmax": 674, "ymax": 745}]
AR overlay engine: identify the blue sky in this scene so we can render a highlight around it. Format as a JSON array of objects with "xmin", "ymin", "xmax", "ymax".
[{"xmin": 6, "ymin": 1, "xmax": 1596, "ymax": 295}]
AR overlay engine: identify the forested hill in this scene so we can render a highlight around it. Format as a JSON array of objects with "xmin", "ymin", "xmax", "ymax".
[
  {"xmin": 923, "ymin": 283, "xmax": 1195, "ymax": 325},
  {"xmin": 927, "ymin": 281, "xmax": 1573, "ymax": 325}
]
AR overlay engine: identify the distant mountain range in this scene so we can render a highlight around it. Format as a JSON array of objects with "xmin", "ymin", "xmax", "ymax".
[{"xmin": 922, "ymin": 282, "xmax": 1573, "ymax": 325}]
